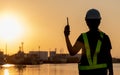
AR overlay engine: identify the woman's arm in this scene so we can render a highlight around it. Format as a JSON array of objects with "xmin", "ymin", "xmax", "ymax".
[
  {"xmin": 107, "ymin": 50, "xmax": 114, "ymax": 75},
  {"xmin": 64, "ymin": 25, "xmax": 83, "ymax": 56}
]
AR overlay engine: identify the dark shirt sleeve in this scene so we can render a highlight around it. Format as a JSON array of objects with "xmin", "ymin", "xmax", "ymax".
[
  {"xmin": 103, "ymin": 34, "xmax": 112, "ymax": 50},
  {"xmin": 77, "ymin": 34, "xmax": 84, "ymax": 43}
]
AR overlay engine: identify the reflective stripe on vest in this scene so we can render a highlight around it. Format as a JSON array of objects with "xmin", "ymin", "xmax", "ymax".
[{"xmin": 79, "ymin": 32, "xmax": 107, "ymax": 70}]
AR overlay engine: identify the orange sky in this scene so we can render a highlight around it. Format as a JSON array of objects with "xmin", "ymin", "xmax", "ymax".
[{"xmin": 0, "ymin": 0, "xmax": 120, "ymax": 58}]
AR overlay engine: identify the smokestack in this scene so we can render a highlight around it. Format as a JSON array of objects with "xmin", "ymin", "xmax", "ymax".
[
  {"xmin": 21, "ymin": 42, "xmax": 24, "ymax": 52},
  {"xmin": 19, "ymin": 46, "xmax": 22, "ymax": 51}
]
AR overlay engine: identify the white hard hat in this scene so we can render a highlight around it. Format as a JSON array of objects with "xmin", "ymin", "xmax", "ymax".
[{"xmin": 85, "ymin": 9, "xmax": 101, "ymax": 19}]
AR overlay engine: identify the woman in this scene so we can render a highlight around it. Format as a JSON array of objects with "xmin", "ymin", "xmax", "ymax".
[{"xmin": 64, "ymin": 9, "xmax": 113, "ymax": 75}]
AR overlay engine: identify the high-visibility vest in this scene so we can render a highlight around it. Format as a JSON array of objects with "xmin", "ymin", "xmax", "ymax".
[{"xmin": 78, "ymin": 32, "xmax": 107, "ymax": 70}]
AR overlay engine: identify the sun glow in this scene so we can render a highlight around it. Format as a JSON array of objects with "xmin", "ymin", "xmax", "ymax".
[
  {"xmin": 0, "ymin": 12, "xmax": 24, "ymax": 42},
  {"xmin": 2, "ymin": 64, "xmax": 14, "ymax": 68}
]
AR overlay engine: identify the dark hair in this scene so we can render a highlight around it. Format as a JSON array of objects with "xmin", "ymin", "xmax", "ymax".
[{"xmin": 86, "ymin": 19, "xmax": 101, "ymax": 30}]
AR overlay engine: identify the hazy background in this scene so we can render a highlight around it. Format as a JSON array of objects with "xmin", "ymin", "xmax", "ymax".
[{"xmin": 0, "ymin": 0, "xmax": 119, "ymax": 58}]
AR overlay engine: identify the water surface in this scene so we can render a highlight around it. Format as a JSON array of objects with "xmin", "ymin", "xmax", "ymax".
[{"xmin": 0, "ymin": 63, "xmax": 119, "ymax": 75}]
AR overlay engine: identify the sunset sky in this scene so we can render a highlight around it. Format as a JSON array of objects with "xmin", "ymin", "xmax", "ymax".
[{"xmin": 0, "ymin": 0, "xmax": 120, "ymax": 58}]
